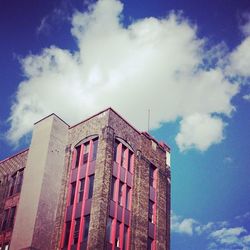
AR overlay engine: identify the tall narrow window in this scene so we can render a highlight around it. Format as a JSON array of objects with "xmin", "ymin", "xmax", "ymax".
[
  {"xmin": 1, "ymin": 209, "xmax": 9, "ymax": 231},
  {"xmin": 16, "ymin": 169, "xmax": 24, "ymax": 193},
  {"xmin": 83, "ymin": 215, "xmax": 90, "ymax": 242},
  {"xmin": 83, "ymin": 143, "xmax": 89, "ymax": 164},
  {"xmin": 8, "ymin": 206, "xmax": 16, "ymax": 228},
  {"xmin": 147, "ymin": 237, "xmax": 153, "ymax": 250},
  {"xmin": 128, "ymin": 151, "xmax": 133, "ymax": 172},
  {"xmin": 121, "ymin": 146, "xmax": 126, "ymax": 167},
  {"xmin": 113, "ymin": 140, "xmax": 119, "ymax": 162},
  {"xmin": 73, "ymin": 218, "xmax": 81, "ymax": 244},
  {"xmin": 123, "ymin": 225, "xmax": 129, "ymax": 250},
  {"xmin": 148, "ymin": 200, "xmax": 154, "ymax": 223},
  {"xmin": 115, "ymin": 221, "xmax": 121, "ymax": 247},
  {"xmin": 125, "ymin": 186, "xmax": 131, "ymax": 210},
  {"xmin": 91, "ymin": 139, "xmax": 98, "ymax": 161},
  {"xmin": 149, "ymin": 164, "xmax": 156, "ymax": 187},
  {"xmin": 106, "ymin": 217, "xmax": 113, "ymax": 242},
  {"xmin": 88, "ymin": 175, "xmax": 94, "ymax": 199},
  {"xmin": 118, "ymin": 182, "xmax": 123, "ymax": 206},
  {"xmin": 111, "ymin": 177, "xmax": 116, "ymax": 201},
  {"xmin": 64, "ymin": 221, "xmax": 71, "ymax": 247},
  {"xmin": 9, "ymin": 174, "xmax": 16, "ymax": 196},
  {"xmin": 78, "ymin": 178, "xmax": 85, "ymax": 202},
  {"xmin": 70, "ymin": 182, "xmax": 76, "ymax": 205},
  {"xmin": 75, "ymin": 146, "xmax": 81, "ymax": 168}
]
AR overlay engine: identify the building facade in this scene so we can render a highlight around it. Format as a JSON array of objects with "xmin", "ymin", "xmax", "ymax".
[{"xmin": 0, "ymin": 108, "xmax": 170, "ymax": 250}]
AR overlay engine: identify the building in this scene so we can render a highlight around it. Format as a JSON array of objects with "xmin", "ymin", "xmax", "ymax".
[{"xmin": 0, "ymin": 108, "xmax": 171, "ymax": 250}]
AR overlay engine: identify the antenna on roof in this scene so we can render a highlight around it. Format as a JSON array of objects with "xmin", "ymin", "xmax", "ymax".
[{"xmin": 148, "ymin": 108, "xmax": 150, "ymax": 133}]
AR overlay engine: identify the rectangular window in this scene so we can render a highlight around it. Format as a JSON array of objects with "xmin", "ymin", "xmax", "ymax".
[
  {"xmin": 83, "ymin": 215, "xmax": 90, "ymax": 242},
  {"xmin": 83, "ymin": 143, "xmax": 89, "ymax": 164},
  {"xmin": 106, "ymin": 217, "xmax": 113, "ymax": 242},
  {"xmin": 121, "ymin": 146, "xmax": 126, "ymax": 167},
  {"xmin": 118, "ymin": 182, "xmax": 123, "ymax": 206},
  {"xmin": 9, "ymin": 174, "xmax": 16, "ymax": 196},
  {"xmin": 148, "ymin": 200, "xmax": 154, "ymax": 223},
  {"xmin": 1, "ymin": 209, "xmax": 9, "ymax": 231},
  {"xmin": 111, "ymin": 177, "xmax": 116, "ymax": 201},
  {"xmin": 123, "ymin": 225, "xmax": 129, "ymax": 250},
  {"xmin": 8, "ymin": 207, "xmax": 16, "ymax": 228},
  {"xmin": 3, "ymin": 243, "xmax": 9, "ymax": 250},
  {"xmin": 113, "ymin": 140, "xmax": 119, "ymax": 162},
  {"xmin": 128, "ymin": 151, "xmax": 133, "ymax": 172},
  {"xmin": 125, "ymin": 186, "xmax": 131, "ymax": 210},
  {"xmin": 64, "ymin": 221, "xmax": 71, "ymax": 247},
  {"xmin": 149, "ymin": 164, "xmax": 156, "ymax": 187},
  {"xmin": 70, "ymin": 182, "xmax": 76, "ymax": 205},
  {"xmin": 88, "ymin": 175, "xmax": 94, "ymax": 199},
  {"xmin": 147, "ymin": 237, "xmax": 153, "ymax": 250},
  {"xmin": 115, "ymin": 221, "xmax": 121, "ymax": 247},
  {"xmin": 73, "ymin": 218, "xmax": 81, "ymax": 244},
  {"xmin": 75, "ymin": 146, "xmax": 81, "ymax": 168},
  {"xmin": 78, "ymin": 178, "xmax": 85, "ymax": 202},
  {"xmin": 91, "ymin": 139, "xmax": 98, "ymax": 161},
  {"xmin": 16, "ymin": 169, "xmax": 24, "ymax": 193}
]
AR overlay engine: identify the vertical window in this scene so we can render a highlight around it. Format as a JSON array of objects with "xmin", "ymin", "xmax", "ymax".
[
  {"xmin": 118, "ymin": 182, "xmax": 123, "ymax": 206},
  {"xmin": 113, "ymin": 140, "xmax": 119, "ymax": 162},
  {"xmin": 125, "ymin": 186, "xmax": 131, "ymax": 210},
  {"xmin": 78, "ymin": 178, "xmax": 85, "ymax": 202},
  {"xmin": 73, "ymin": 218, "xmax": 80, "ymax": 244},
  {"xmin": 123, "ymin": 225, "xmax": 129, "ymax": 250},
  {"xmin": 16, "ymin": 169, "xmax": 24, "ymax": 193},
  {"xmin": 75, "ymin": 146, "xmax": 81, "ymax": 168},
  {"xmin": 106, "ymin": 217, "xmax": 113, "ymax": 242},
  {"xmin": 70, "ymin": 182, "xmax": 76, "ymax": 205},
  {"xmin": 8, "ymin": 207, "xmax": 16, "ymax": 228},
  {"xmin": 147, "ymin": 237, "xmax": 153, "ymax": 250},
  {"xmin": 115, "ymin": 221, "xmax": 121, "ymax": 247},
  {"xmin": 1, "ymin": 209, "xmax": 9, "ymax": 231},
  {"xmin": 9, "ymin": 174, "xmax": 16, "ymax": 196},
  {"xmin": 148, "ymin": 200, "xmax": 154, "ymax": 223},
  {"xmin": 149, "ymin": 164, "xmax": 156, "ymax": 187},
  {"xmin": 91, "ymin": 139, "xmax": 98, "ymax": 161},
  {"xmin": 3, "ymin": 243, "xmax": 9, "ymax": 250},
  {"xmin": 83, "ymin": 215, "xmax": 90, "ymax": 242},
  {"xmin": 88, "ymin": 175, "xmax": 94, "ymax": 199},
  {"xmin": 121, "ymin": 146, "xmax": 126, "ymax": 167},
  {"xmin": 83, "ymin": 143, "xmax": 89, "ymax": 164},
  {"xmin": 64, "ymin": 221, "xmax": 71, "ymax": 247},
  {"xmin": 110, "ymin": 177, "xmax": 116, "ymax": 201},
  {"xmin": 128, "ymin": 151, "xmax": 133, "ymax": 172}
]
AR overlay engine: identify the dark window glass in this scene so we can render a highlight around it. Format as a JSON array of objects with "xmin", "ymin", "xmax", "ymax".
[
  {"xmin": 70, "ymin": 182, "xmax": 76, "ymax": 205},
  {"xmin": 149, "ymin": 164, "xmax": 156, "ymax": 187},
  {"xmin": 147, "ymin": 237, "xmax": 153, "ymax": 250},
  {"xmin": 128, "ymin": 151, "xmax": 133, "ymax": 172},
  {"xmin": 1, "ymin": 209, "xmax": 9, "ymax": 231},
  {"xmin": 148, "ymin": 200, "xmax": 154, "ymax": 223},
  {"xmin": 9, "ymin": 174, "xmax": 16, "ymax": 196},
  {"xmin": 92, "ymin": 139, "xmax": 98, "ymax": 161},
  {"xmin": 88, "ymin": 175, "xmax": 94, "ymax": 199},
  {"xmin": 78, "ymin": 178, "xmax": 85, "ymax": 202},
  {"xmin": 113, "ymin": 140, "xmax": 119, "ymax": 162},
  {"xmin": 123, "ymin": 225, "xmax": 129, "ymax": 250},
  {"xmin": 106, "ymin": 217, "xmax": 113, "ymax": 242},
  {"xmin": 75, "ymin": 146, "xmax": 81, "ymax": 168},
  {"xmin": 16, "ymin": 170, "xmax": 24, "ymax": 193},
  {"xmin": 83, "ymin": 215, "xmax": 90, "ymax": 241},
  {"xmin": 64, "ymin": 221, "xmax": 71, "ymax": 247},
  {"xmin": 121, "ymin": 146, "xmax": 126, "ymax": 167},
  {"xmin": 118, "ymin": 182, "xmax": 123, "ymax": 206},
  {"xmin": 125, "ymin": 186, "xmax": 131, "ymax": 210},
  {"xmin": 73, "ymin": 218, "xmax": 81, "ymax": 244},
  {"xmin": 115, "ymin": 221, "xmax": 121, "ymax": 247},
  {"xmin": 83, "ymin": 143, "xmax": 89, "ymax": 164},
  {"xmin": 111, "ymin": 177, "xmax": 116, "ymax": 201},
  {"xmin": 9, "ymin": 207, "xmax": 16, "ymax": 228}
]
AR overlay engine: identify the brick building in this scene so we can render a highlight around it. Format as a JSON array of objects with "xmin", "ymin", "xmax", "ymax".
[{"xmin": 0, "ymin": 108, "xmax": 171, "ymax": 250}]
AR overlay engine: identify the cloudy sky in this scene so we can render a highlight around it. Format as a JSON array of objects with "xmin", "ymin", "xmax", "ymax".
[{"xmin": 1, "ymin": 0, "xmax": 250, "ymax": 249}]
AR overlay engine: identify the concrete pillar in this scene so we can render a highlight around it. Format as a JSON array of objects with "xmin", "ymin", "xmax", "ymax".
[{"xmin": 10, "ymin": 114, "xmax": 68, "ymax": 250}]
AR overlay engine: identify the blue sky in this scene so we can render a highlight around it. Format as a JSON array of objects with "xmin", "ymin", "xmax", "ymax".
[{"xmin": 1, "ymin": 0, "xmax": 250, "ymax": 249}]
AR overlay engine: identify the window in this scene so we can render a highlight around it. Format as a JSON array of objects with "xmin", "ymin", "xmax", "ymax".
[
  {"xmin": 149, "ymin": 164, "xmax": 156, "ymax": 187},
  {"xmin": 125, "ymin": 186, "xmax": 131, "ymax": 210},
  {"xmin": 123, "ymin": 225, "xmax": 129, "ymax": 250},
  {"xmin": 111, "ymin": 177, "xmax": 116, "ymax": 201},
  {"xmin": 83, "ymin": 215, "xmax": 90, "ymax": 242},
  {"xmin": 106, "ymin": 217, "xmax": 113, "ymax": 242},
  {"xmin": 64, "ymin": 221, "xmax": 71, "ymax": 247},
  {"xmin": 121, "ymin": 145, "xmax": 126, "ymax": 167},
  {"xmin": 115, "ymin": 221, "xmax": 121, "ymax": 247},
  {"xmin": 88, "ymin": 175, "xmax": 94, "ymax": 199},
  {"xmin": 16, "ymin": 169, "xmax": 24, "ymax": 193},
  {"xmin": 70, "ymin": 182, "xmax": 76, "ymax": 205},
  {"xmin": 118, "ymin": 182, "xmax": 123, "ymax": 206},
  {"xmin": 9, "ymin": 174, "xmax": 16, "ymax": 197},
  {"xmin": 147, "ymin": 237, "xmax": 153, "ymax": 250},
  {"xmin": 113, "ymin": 140, "xmax": 119, "ymax": 162},
  {"xmin": 78, "ymin": 178, "xmax": 85, "ymax": 202},
  {"xmin": 73, "ymin": 218, "xmax": 80, "ymax": 244},
  {"xmin": 1, "ymin": 209, "xmax": 9, "ymax": 231},
  {"xmin": 83, "ymin": 142, "xmax": 89, "ymax": 164},
  {"xmin": 148, "ymin": 200, "xmax": 154, "ymax": 223},
  {"xmin": 91, "ymin": 139, "xmax": 98, "ymax": 161},
  {"xmin": 8, "ymin": 206, "xmax": 16, "ymax": 228},
  {"xmin": 75, "ymin": 146, "xmax": 81, "ymax": 168},
  {"xmin": 128, "ymin": 151, "xmax": 133, "ymax": 172}
]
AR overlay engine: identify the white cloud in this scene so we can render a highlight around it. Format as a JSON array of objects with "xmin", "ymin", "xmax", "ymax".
[
  {"xmin": 243, "ymin": 94, "xmax": 250, "ymax": 101},
  {"xmin": 240, "ymin": 13, "xmax": 250, "ymax": 37},
  {"xmin": 176, "ymin": 113, "xmax": 225, "ymax": 151},
  {"xmin": 6, "ymin": 0, "xmax": 239, "ymax": 151}
]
